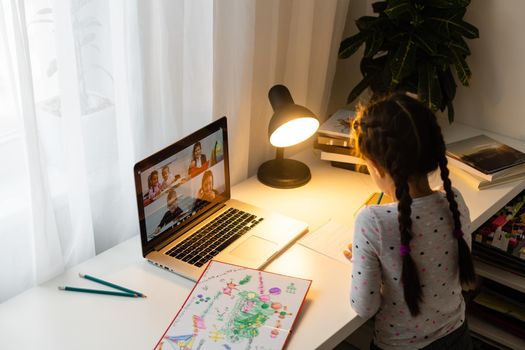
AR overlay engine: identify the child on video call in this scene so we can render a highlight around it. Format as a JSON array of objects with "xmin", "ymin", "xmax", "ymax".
[
  {"xmin": 344, "ymin": 93, "xmax": 476, "ymax": 350},
  {"xmin": 197, "ymin": 170, "xmax": 218, "ymax": 202},
  {"xmin": 153, "ymin": 189, "xmax": 183, "ymax": 236},
  {"xmin": 188, "ymin": 141, "xmax": 208, "ymax": 177},
  {"xmin": 147, "ymin": 170, "xmax": 161, "ymax": 201},
  {"xmin": 160, "ymin": 165, "xmax": 185, "ymax": 191}
]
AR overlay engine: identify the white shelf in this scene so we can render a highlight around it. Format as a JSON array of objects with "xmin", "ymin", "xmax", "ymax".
[
  {"xmin": 467, "ymin": 313, "xmax": 525, "ymax": 350},
  {"xmin": 474, "ymin": 259, "xmax": 525, "ymax": 294}
]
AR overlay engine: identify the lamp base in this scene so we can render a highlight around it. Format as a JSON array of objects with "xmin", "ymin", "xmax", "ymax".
[{"xmin": 257, "ymin": 158, "xmax": 311, "ymax": 189}]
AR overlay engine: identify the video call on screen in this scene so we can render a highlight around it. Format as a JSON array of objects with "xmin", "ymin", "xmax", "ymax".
[{"xmin": 140, "ymin": 129, "xmax": 226, "ymax": 241}]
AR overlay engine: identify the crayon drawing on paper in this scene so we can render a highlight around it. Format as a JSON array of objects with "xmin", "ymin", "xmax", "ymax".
[{"xmin": 155, "ymin": 260, "xmax": 311, "ymax": 350}]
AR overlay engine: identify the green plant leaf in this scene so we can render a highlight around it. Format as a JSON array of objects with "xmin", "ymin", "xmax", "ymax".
[
  {"xmin": 384, "ymin": 0, "xmax": 411, "ymax": 20},
  {"xmin": 424, "ymin": 7, "xmax": 466, "ymax": 22},
  {"xmin": 364, "ymin": 31, "xmax": 384, "ymax": 57},
  {"xmin": 372, "ymin": 1, "xmax": 387, "ymax": 14},
  {"xmin": 450, "ymin": 48, "xmax": 471, "ymax": 86},
  {"xmin": 438, "ymin": 68, "xmax": 456, "ymax": 106},
  {"xmin": 390, "ymin": 38, "xmax": 416, "ymax": 86},
  {"xmin": 339, "ymin": 32, "xmax": 367, "ymax": 59},
  {"xmin": 360, "ymin": 56, "xmax": 387, "ymax": 76},
  {"xmin": 356, "ymin": 16, "xmax": 379, "ymax": 31},
  {"xmin": 418, "ymin": 65, "xmax": 442, "ymax": 111},
  {"xmin": 427, "ymin": 17, "xmax": 479, "ymax": 38},
  {"xmin": 372, "ymin": 63, "xmax": 393, "ymax": 93},
  {"xmin": 425, "ymin": 0, "xmax": 470, "ymax": 8},
  {"xmin": 347, "ymin": 75, "xmax": 374, "ymax": 104},
  {"xmin": 413, "ymin": 32, "xmax": 437, "ymax": 55},
  {"xmin": 449, "ymin": 35, "xmax": 471, "ymax": 54},
  {"xmin": 446, "ymin": 100, "xmax": 455, "ymax": 123},
  {"xmin": 456, "ymin": 20, "xmax": 479, "ymax": 38}
]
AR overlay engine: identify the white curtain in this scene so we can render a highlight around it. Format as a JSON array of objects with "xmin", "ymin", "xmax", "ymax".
[{"xmin": 0, "ymin": 0, "xmax": 348, "ymax": 302}]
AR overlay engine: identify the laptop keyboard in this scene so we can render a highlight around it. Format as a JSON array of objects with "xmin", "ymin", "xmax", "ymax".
[{"xmin": 165, "ymin": 208, "xmax": 264, "ymax": 267}]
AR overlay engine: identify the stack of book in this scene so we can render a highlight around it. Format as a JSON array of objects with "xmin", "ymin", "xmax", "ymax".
[
  {"xmin": 314, "ymin": 108, "xmax": 366, "ymax": 172},
  {"xmin": 446, "ymin": 134, "xmax": 525, "ymax": 190}
]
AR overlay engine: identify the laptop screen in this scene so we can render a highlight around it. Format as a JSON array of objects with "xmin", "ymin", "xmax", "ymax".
[{"xmin": 134, "ymin": 117, "xmax": 230, "ymax": 252}]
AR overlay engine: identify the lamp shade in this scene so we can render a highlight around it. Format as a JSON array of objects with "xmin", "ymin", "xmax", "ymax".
[
  {"xmin": 257, "ymin": 84, "xmax": 319, "ymax": 188},
  {"xmin": 267, "ymin": 85, "xmax": 319, "ymax": 148}
]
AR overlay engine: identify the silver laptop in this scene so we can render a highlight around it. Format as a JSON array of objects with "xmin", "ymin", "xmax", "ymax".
[{"xmin": 134, "ymin": 117, "xmax": 308, "ymax": 280}]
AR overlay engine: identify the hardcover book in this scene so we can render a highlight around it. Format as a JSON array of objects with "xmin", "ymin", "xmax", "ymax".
[
  {"xmin": 313, "ymin": 140, "xmax": 357, "ymax": 155},
  {"xmin": 320, "ymin": 151, "xmax": 366, "ymax": 165},
  {"xmin": 317, "ymin": 135, "xmax": 351, "ymax": 148},
  {"xmin": 446, "ymin": 134, "xmax": 525, "ymax": 181},
  {"xmin": 448, "ymin": 165, "xmax": 525, "ymax": 190},
  {"xmin": 154, "ymin": 260, "xmax": 311, "ymax": 350},
  {"xmin": 318, "ymin": 108, "xmax": 355, "ymax": 139}
]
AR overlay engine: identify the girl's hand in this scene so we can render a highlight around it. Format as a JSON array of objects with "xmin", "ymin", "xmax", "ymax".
[{"xmin": 343, "ymin": 243, "xmax": 353, "ymax": 260}]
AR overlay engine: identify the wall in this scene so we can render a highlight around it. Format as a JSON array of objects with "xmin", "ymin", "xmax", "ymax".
[
  {"xmin": 329, "ymin": 0, "xmax": 525, "ymax": 142},
  {"xmin": 327, "ymin": 0, "xmax": 369, "ymax": 116}
]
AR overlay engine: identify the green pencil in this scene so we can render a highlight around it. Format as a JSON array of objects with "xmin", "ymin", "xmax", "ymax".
[
  {"xmin": 376, "ymin": 192, "xmax": 384, "ymax": 204},
  {"xmin": 58, "ymin": 286, "xmax": 138, "ymax": 298},
  {"xmin": 79, "ymin": 273, "xmax": 147, "ymax": 298}
]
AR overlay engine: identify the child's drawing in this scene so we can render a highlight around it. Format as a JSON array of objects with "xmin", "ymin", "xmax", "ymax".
[{"xmin": 155, "ymin": 261, "xmax": 311, "ymax": 350}]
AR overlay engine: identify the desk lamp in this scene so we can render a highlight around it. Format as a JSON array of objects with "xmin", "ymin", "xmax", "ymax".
[{"xmin": 257, "ymin": 84, "xmax": 319, "ymax": 188}]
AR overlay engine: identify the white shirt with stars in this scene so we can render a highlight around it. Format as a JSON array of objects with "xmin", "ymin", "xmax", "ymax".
[{"xmin": 351, "ymin": 189, "xmax": 471, "ymax": 350}]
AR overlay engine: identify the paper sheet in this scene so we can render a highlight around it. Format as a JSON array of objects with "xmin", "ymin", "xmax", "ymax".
[
  {"xmin": 298, "ymin": 220, "xmax": 353, "ymax": 265},
  {"xmin": 155, "ymin": 261, "xmax": 311, "ymax": 350}
]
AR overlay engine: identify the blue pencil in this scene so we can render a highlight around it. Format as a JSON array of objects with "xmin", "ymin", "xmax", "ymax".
[
  {"xmin": 58, "ymin": 286, "xmax": 139, "ymax": 298},
  {"xmin": 79, "ymin": 273, "xmax": 147, "ymax": 298}
]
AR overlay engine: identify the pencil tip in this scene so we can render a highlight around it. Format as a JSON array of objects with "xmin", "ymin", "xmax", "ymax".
[
  {"xmin": 58, "ymin": 286, "xmax": 65, "ymax": 290},
  {"xmin": 142, "ymin": 295, "xmax": 147, "ymax": 298},
  {"xmin": 78, "ymin": 273, "xmax": 84, "ymax": 278}
]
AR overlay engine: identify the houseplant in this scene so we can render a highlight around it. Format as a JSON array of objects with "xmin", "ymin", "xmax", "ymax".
[{"xmin": 338, "ymin": 0, "xmax": 479, "ymax": 122}]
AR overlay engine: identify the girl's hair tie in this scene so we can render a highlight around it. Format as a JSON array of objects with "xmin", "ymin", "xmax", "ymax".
[
  {"xmin": 400, "ymin": 244, "xmax": 411, "ymax": 256},
  {"xmin": 453, "ymin": 229, "xmax": 464, "ymax": 239}
]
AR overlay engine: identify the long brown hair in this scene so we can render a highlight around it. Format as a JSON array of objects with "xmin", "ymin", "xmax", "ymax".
[{"xmin": 352, "ymin": 93, "xmax": 476, "ymax": 316}]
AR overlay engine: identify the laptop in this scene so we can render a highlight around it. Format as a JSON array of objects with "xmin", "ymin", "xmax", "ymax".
[{"xmin": 133, "ymin": 116, "xmax": 308, "ymax": 280}]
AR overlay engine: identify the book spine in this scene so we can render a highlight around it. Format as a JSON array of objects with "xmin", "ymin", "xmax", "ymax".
[
  {"xmin": 317, "ymin": 135, "xmax": 351, "ymax": 148},
  {"xmin": 314, "ymin": 142, "xmax": 355, "ymax": 155},
  {"xmin": 320, "ymin": 151, "xmax": 365, "ymax": 165}
]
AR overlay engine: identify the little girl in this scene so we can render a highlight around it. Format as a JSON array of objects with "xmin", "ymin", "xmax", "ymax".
[
  {"xmin": 197, "ymin": 170, "xmax": 218, "ymax": 202},
  {"xmin": 147, "ymin": 170, "xmax": 161, "ymax": 201},
  {"xmin": 345, "ymin": 93, "xmax": 476, "ymax": 350}
]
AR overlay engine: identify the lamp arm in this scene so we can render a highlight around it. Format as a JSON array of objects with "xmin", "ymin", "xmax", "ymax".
[{"xmin": 275, "ymin": 147, "xmax": 284, "ymax": 160}]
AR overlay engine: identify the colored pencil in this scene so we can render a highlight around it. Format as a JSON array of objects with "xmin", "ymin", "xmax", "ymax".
[
  {"xmin": 58, "ymin": 286, "xmax": 138, "ymax": 298},
  {"xmin": 79, "ymin": 273, "xmax": 147, "ymax": 298},
  {"xmin": 376, "ymin": 192, "xmax": 384, "ymax": 204}
]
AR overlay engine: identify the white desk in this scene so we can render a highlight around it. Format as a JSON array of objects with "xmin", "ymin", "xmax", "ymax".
[{"xmin": 1, "ymin": 122, "xmax": 525, "ymax": 350}]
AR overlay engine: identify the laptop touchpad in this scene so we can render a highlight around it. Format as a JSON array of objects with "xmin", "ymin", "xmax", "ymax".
[{"xmin": 229, "ymin": 236, "xmax": 277, "ymax": 260}]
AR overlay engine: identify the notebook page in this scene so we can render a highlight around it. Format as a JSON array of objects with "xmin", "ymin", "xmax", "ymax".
[{"xmin": 298, "ymin": 220, "xmax": 353, "ymax": 266}]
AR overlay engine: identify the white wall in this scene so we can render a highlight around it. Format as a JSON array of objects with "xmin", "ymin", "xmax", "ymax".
[
  {"xmin": 327, "ymin": 0, "xmax": 369, "ymax": 116},
  {"xmin": 329, "ymin": 0, "xmax": 525, "ymax": 142}
]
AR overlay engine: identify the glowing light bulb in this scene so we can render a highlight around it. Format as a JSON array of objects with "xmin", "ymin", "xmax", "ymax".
[{"xmin": 269, "ymin": 117, "xmax": 319, "ymax": 148}]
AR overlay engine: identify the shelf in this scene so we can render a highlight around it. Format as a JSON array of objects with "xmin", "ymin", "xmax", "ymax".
[
  {"xmin": 474, "ymin": 259, "xmax": 525, "ymax": 294},
  {"xmin": 467, "ymin": 313, "xmax": 525, "ymax": 350}
]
